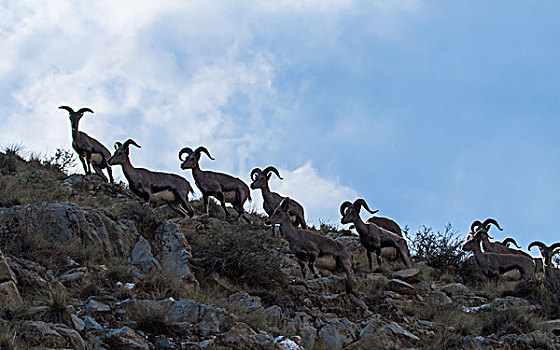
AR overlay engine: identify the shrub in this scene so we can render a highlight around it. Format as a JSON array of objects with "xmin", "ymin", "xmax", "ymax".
[
  {"xmin": 189, "ymin": 224, "xmax": 288, "ymax": 300},
  {"xmin": 405, "ymin": 224, "xmax": 465, "ymax": 269},
  {"xmin": 479, "ymin": 308, "xmax": 538, "ymax": 336},
  {"xmin": 41, "ymin": 148, "xmax": 76, "ymax": 174}
]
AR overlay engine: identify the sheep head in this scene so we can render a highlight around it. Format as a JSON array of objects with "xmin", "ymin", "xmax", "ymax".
[
  {"xmin": 250, "ymin": 166, "xmax": 283, "ymax": 190},
  {"xmin": 339, "ymin": 198, "xmax": 379, "ymax": 225},
  {"xmin": 59, "ymin": 105, "xmax": 94, "ymax": 132},
  {"xmin": 265, "ymin": 197, "xmax": 291, "ymax": 225},
  {"xmin": 108, "ymin": 139, "xmax": 141, "ymax": 165},
  {"xmin": 179, "ymin": 146, "xmax": 214, "ymax": 170}
]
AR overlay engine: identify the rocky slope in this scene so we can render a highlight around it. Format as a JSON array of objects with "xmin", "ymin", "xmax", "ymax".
[{"xmin": 0, "ymin": 149, "xmax": 559, "ymax": 349}]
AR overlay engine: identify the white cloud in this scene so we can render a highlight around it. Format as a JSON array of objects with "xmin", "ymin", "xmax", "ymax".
[{"xmin": 0, "ymin": 0, "xmax": 413, "ymax": 224}]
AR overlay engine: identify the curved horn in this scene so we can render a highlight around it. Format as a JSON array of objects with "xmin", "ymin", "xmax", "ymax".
[
  {"xmin": 194, "ymin": 146, "xmax": 215, "ymax": 160},
  {"xmin": 470, "ymin": 220, "xmax": 483, "ymax": 233},
  {"xmin": 549, "ymin": 243, "xmax": 560, "ymax": 251},
  {"xmin": 340, "ymin": 201, "xmax": 352, "ymax": 217},
  {"xmin": 76, "ymin": 107, "xmax": 93, "ymax": 114},
  {"xmin": 353, "ymin": 198, "xmax": 377, "ymax": 214},
  {"xmin": 263, "ymin": 166, "xmax": 283, "ymax": 180},
  {"xmin": 482, "ymin": 218, "xmax": 503, "ymax": 231},
  {"xmin": 501, "ymin": 238, "xmax": 521, "ymax": 248},
  {"xmin": 114, "ymin": 142, "xmax": 122, "ymax": 150},
  {"xmin": 58, "ymin": 106, "xmax": 75, "ymax": 114},
  {"xmin": 179, "ymin": 147, "xmax": 194, "ymax": 161},
  {"xmin": 528, "ymin": 241, "xmax": 547, "ymax": 251},
  {"xmin": 250, "ymin": 168, "xmax": 263, "ymax": 181},
  {"xmin": 123, "ymin": 139, "xmax": 141, "ymax": 149}
]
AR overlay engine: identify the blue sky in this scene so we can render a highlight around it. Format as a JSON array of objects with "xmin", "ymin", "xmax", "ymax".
[{"xmin": 1, "ymin": 1, "xmax": 559, "ymax": 253}]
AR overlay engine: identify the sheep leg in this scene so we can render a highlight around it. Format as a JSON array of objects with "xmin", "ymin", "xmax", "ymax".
[
  {"xmin": 366, "ymin": 250, "xmax": 374, "ymax": 271},
  {"xmin": 168, "ymin": 202, "xmax": 188, "ymax": 217},
  {"xmin": 92, "ymin": 164, "xmax": 108, "ymax": 183},
  {"xmin": 375, "ymin": 246, "xmax": 382, "ymax": 267},
  {"xmin": 297, "ymin": 260, "xmax": 307, "ymax": 279},
  {"xmin": 105, "ymin": 162, "xmax": 114, "ymax": 183},
  {"xmin": 85, "ymin": 151, "xmax": 93, "ymax": 174},
  {"xmin": 78, "ymin": 154, "xmax": 88, "ymax": 175},
  {"xmin": 340, "ymin": 257, "xmax": 355, "ymax": 292},
  {"xmin": 202, "ymin": 194, "xmax": 210, "ymax": 215},
  {"xmin": 215, "ymin": 192, "xmax": 230, "ymax": 221},
  {"xmin": 177, "ymin": 191, "xmax": 195, "ymax": 217},
  {"xmin": 308, "ymin": 253, "xmax": 319, "ymax": 278}
]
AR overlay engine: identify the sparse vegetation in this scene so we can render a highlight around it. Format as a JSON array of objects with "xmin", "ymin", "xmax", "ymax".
[{"xmin": 405, "ymin": 224, "xmax": 465, "ymax": 269}]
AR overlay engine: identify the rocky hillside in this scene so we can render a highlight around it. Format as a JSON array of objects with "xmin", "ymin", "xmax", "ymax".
[{"xmin": 0, "ymin": 148, "xmax": 559, "ymax": 349}]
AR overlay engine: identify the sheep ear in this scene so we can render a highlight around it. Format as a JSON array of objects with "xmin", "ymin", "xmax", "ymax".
[{"xmin": 114, "ymin": 142, "xmax": 121, "ymax": 150}]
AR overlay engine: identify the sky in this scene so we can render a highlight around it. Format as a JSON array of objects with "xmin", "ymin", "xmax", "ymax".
[{"xmin": 1, "ymin": 1, "xmax": 559, "ymax": 253}]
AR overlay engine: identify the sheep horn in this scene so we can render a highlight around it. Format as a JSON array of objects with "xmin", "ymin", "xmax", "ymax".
[
  {"xmin": 123, "ymin": 139, "xmax": 141, "ymax": 149},
  {"xmin": 353, "ymin": 199, "xmax": 378, "ymax": 214},
  {"xmin": 482, "ymin": 218, "xmax": 503, "ymax": 231},
  {"xmin": 340, "ymin": 201, "xmax": 353, "ymax": 216},
  {"xmin": 179, "ymin": 147, "xmax": 194, "ymax": 161},
  {"xmin": 263, "ymin": 166, "xmax": 283, "ymax": 180},
  {"xmin": 250, "ymin": 168, "xmax": 263, "ymax": 181},
  {"xmin": 58, "ymin": 106, "xmax": 75, "ymax": 114},
  {"xmin": 549, "ymin": 243, "xmax": 560, "ymax": 251},
  {"xmin": 194, "ymin": 146, "xmax": 215, "ymax": 160},
  {"xmin": 76, "ymin": 107, "xmax": 94, "ymax": 114},
  {"xmin": 470, "ymin": 220, "xmax": 483, "ymax": 233},
  {"xmin": 501, "ymin": 238, "xmax": 521, "ymax": 249},
  {"xmin": 528, "ymin": 241, "xmax": 547, "ymax": 251}
]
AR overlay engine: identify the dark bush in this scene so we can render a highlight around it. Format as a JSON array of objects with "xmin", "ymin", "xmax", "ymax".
[
  {"xmin": 189, "ymin": 224, "xmax": 287, "ymax": 295},
  {"xmin": 405, "ymin": 224, "xmax": 465, "ymax": 269},
  {"xmin": 41, "ymin": 148, "xmax": 76, "ymax": 174}
]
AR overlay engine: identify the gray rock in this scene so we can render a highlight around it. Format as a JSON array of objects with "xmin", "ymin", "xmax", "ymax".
[
  {"xmin": 430, "ymin": 291, "xmax": 452, "ymax": 306},
  {"xmin": 265, "ymin": 305, "xmax": 283, "ymax": 330},
  {"xmin": 165, "ymin": 299, "xmax": 233, "ymax": 336},
  {"xmin": 386, "ymin": 321, "xmax": 420, "ymax": 341},
  {"xmin": 386, "ymin": 279, "xmax": 416, "ymax": 295},
  {"xmin": 317, "ymin": 318, "xmax": 358, "ymax": 349},
  {"xmin": 58, "ymin": 267, "xmax": 88, "ymax": 283},
  {"xmin": 85, "ymin": 299, "xmax": 111, "ymax": 313},
  {"xmin": 392, "ymin": 268, "xmax": 421, "ymax": 282},
  {"xmin": 0, "ymin": 202, "xmax": 139, "ymax": 259},
  {"xmin": 129, "ymin": 235, "xmax": 162, "ymax": 274},
  {"xmin": 491, "ymin": 296, "xmax": 536, "ymax": 312},
  {"xmin": 154, "ymin": 221, "xmax": 197, "ymax": 287},
  {"xmin": 305, "ymin": 275, "xmax": 348, "ymax": 294},
  {"xmin": 71, "ymin": 314, "xmax": 85, "ymax": 331},
  {"xmin": 83, "ymin": 315, "xmax": 104, "ymax": 331},
  {"xmin": 442, "ymin": 283, "xmax": 468, "ymax": 296},
  {"xmin": 103, "ymin": 326, "xmax": 149, "ymax": 350},
  {"xmin": 284, "ymin": 312, "xmax": 317, "ymax": 350},
  {"xmin": 18, "ymin": 321, "xmax": 86, "ymax": 349}
]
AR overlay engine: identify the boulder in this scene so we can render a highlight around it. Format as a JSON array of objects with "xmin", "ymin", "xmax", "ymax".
[
  {"xmin": 430, "ymin": 291, "xmax": 452, "ymax": 307},
  {"xmin": 265, "ymin": 305, "xmax": 283, "ymax": 330},
  {"xmin": 0, "ymin": 202, "xmax": 139, "ymax": 259},
  {"xmin": 18, "ymin": 321, "xmax": 86, "ymax": 349},
  {"xmin": 0, "ymin": 251, "xmax": 21, "ymax": 305},
  {"xmin": 103, "ymin": 326, "xmax": 149, "ymax": 350},
  {"xmin": 392, "ymin": 268, "xmax": 421, "ymax": 282},
  {"xmin": 154, "ymin": 221, "xmax": 197, "ymax": 288},
  {"xmin": 385, "ymin": 279, "xmax": 416, "ymax": 295},
  {"xmin": 442, "ymin": 283, "xmax": 468, "ymax": 296},
  {"xmin": 165, "ymin": 299, "xmax": 233, "ymax": 336},
  {"xmin": 316, "ymin": 318, "xmax": 358, "ymax": 349},
  {"xmin": 283, "ymin": 312, "xmax": 317, "ymax": 350},
  {"xmin": 129, "ymin": 235, "xmax": 162, "ymax": 274}
]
